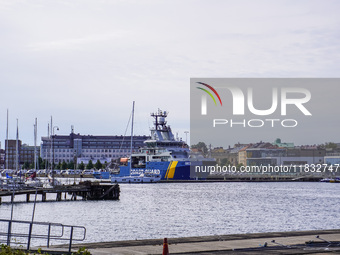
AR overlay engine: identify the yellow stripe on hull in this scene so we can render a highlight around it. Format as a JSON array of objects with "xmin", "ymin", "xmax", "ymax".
[
  {"xmin": 165, "ymin": 162, "xmax": 172, "ymax": 179},
  {"xmin": 167, "ymin": 161, "xmax": 178, "ymax": 179}
]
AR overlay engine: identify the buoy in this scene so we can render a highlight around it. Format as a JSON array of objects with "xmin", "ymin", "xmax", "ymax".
[{"xmin": 162, "ymin": 237, "xmax": 169, "ymax": 255}]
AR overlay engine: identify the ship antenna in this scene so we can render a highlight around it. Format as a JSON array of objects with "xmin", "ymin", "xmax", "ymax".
[{"xmin": 155, "ymin": 110, "xmax": 159, "ymax": 130}]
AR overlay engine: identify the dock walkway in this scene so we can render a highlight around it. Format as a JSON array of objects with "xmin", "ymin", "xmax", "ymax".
[{"xmin": 0, "ymin": 182, "xmax": 120, "ymax": 203}]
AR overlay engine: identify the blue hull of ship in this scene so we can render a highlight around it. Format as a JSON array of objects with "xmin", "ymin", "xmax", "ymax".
[
  {"xmin": 127, "ymin": 161, "xmax": 192, "ymax": 180},
  {"xmin": 94, "ymin": 161, "xmax": 196, "ymax": 180}
]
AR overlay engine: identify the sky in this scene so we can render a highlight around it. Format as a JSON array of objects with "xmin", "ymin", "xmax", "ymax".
[{"xmin": 0, "ymin": 0, "xmax": 339, "ymax": 148}]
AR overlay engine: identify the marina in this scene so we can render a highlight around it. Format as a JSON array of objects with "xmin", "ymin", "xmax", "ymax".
[
  {"xmin": 1, "ymin": 0, "xmax": 339, "ymax": 254},
  {"xmin": 0, "ymin": 105, "xmax": 339, "ymax": 254}
]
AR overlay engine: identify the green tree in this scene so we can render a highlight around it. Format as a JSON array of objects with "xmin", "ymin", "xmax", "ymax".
[
  {"xmin": 236, "ymin": 163, "xmax": 244, "ymax": 170},
  {"xmin": 22, "ymin": 162, "xmax": 30, "ymax": 170},
  {"xmin": 191, "ymin": 142, "xmax": 208, "ymax": 155},
  {"xmin": 38, "ymin": 157, "xmax": 45, "ymax": 169},
  {"xmin": 220, "ymin": 158, "xmax": 231, "ymax": 166},
  {"xmin": 61, "ymin": 160, "xmax": 68, "ymax": 170},
  {"xmin": 78, "ymin": 161, "xmax": 85, "ymax": 170},
  {"xmin": 67, "ymin": 161, "xmax": 74, "ymax": 169},
  {"xmin": 56, "ymin": 162, "xmax": 62, "ymax": 170},
  {"xmin": 95, "ymin": 160, "xmax": 102, "ymax": 170},
  {"xmin": 86, "ymin": 160, "xmax": 94, "ymax": 169},
  {"xmin": 325, "ymin": 142, "xmax": 337, "ymax": 149}
]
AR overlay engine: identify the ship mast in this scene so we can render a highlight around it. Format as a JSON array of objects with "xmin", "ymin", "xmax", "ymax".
[
  {"xmin": 151, "ymin": 109, "xmax": 168, "ymax": 131},
  {"xmin": 150, "ymin": 110, "xmax": 174, "ymax": 141}
]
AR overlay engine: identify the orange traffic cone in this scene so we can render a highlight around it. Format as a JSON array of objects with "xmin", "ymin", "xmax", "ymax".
[{"xmin": 162, "ymin": 237, "xmax": 169, "ymax": 255}]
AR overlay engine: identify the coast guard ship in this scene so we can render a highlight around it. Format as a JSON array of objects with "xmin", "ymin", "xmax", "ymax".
[{"xmin": 94, "ymin": 109, "xmax": 203, "ymax": 180}]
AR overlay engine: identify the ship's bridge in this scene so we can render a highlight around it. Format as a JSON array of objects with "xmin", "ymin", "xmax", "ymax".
[
  {"xmin": 144, "ymin": 139, "xmax": 188, "ymax": 148},
  {"xmin": 141, "ymin": 140, "xmax": 189, "ymax": 160}
]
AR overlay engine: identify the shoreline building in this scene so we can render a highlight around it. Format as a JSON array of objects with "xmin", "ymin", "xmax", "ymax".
[
  {"xmin": 5, "ymin": 140, "xmax": 21, "ymax": 170},
  {"xmin": 272, "ymin": 138, "xmax": 294, "ymax": 148},
  {"xmin": 21, "ymin": 144, "xmax": 40, "ymax": 168},
  {"xmin": 4, "ymin": 140, "xmax": 40, "ymax": 170},
  {"xmin": 0, "ymin": 148, "xmax": 5, "ymax": 170},
  {"xmin": 40, "ymin": 132, "xmax": 150, "ymax": 165}
]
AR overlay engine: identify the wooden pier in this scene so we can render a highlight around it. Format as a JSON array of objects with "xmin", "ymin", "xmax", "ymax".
[{"xmin": 0, "ymin": 181, "xmax": 120, "ymax": 204}]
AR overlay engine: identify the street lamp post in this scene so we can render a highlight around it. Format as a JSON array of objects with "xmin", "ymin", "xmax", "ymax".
[
  {"xmin": 184, "ymin": 131, "xmax": 189, "ymax": 145},
  {"xmin": 52, "ymin": 126, "xmax": 59, "ymax": 186}
]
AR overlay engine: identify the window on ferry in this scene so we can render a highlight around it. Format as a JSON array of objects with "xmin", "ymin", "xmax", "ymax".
[{"xmin": 131, "ymin": 156, "xmax": 146, "ymax": 168}]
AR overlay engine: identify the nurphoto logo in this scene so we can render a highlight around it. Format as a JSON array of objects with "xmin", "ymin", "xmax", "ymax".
[{"xmin": 196, "ymin": 81, "xmax": 312, "ymax": 128}]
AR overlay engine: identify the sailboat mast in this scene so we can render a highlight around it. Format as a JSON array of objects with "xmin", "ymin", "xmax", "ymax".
[
  {"xmin": 50, "ymin": 116, "xmax": 52, "ymax": 171},
  {"xmin": 6, "ymin": 109, "xmax": 8, "ymax": 169},
  {"xmin": 129, "ymin": 101, "xmax": 135, "ymax": 174},
  {"xmin": 34, "ymin": 118, "xmax": 37, "ymax": 171},
  {"xmin": 46, "ymin": 123, "xmax": 49, "ymax": 171},
  {"xmin": 130, "ymin": 101, "xmax": 135, "ymax": 156},
  {"xmin": 16, "ymin": 119, "xmax": 19, "ymax": 172}
]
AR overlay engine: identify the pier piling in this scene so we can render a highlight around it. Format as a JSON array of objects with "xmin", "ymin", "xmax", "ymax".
[
  {"xmin": 56, "ymin": 192, "xmax": 61, "ymax": 201},
  {"xmin": 42, "ymin": 193, "xmax": 46, "ymax": 202}
]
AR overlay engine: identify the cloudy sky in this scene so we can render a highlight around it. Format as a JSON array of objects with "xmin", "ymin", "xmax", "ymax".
[{"xmin": 0, "ymin": 0, "xmax": 339, "ymax": 147}]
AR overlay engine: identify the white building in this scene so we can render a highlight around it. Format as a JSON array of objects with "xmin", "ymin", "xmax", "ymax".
[{"xmin": 41, "ymin": 132, "xmax": 149, "ymax": 165}]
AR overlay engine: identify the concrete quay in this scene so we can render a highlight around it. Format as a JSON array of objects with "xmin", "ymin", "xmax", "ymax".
[{"xmin": 52, "ymin": 229, "xmax": 340, "ymax": 254}]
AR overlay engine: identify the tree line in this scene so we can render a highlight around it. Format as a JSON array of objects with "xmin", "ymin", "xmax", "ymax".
[{"xmin": 21, "ymin": 158, "xmax": 106, "ymax": 170}]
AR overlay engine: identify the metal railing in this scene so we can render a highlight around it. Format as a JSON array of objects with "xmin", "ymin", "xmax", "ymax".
[{"xmin": 0, "ymin": 219, "xmax": 86, "ymax": 252}]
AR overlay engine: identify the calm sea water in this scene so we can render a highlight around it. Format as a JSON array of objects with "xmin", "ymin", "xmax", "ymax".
[{"xmin": 1, "ymin": 182, "xmax": 340, "ymax": 246}]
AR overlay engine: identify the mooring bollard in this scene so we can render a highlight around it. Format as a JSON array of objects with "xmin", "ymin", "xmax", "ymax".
[{"xmin": 162, "ymin": 237, "xmax": 169, "ymax": 255}]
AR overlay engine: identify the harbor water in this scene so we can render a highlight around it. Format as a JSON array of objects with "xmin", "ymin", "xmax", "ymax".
[{"xmin": 0, "ymin": 182, "xmax": 340, "ymax": 245}]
